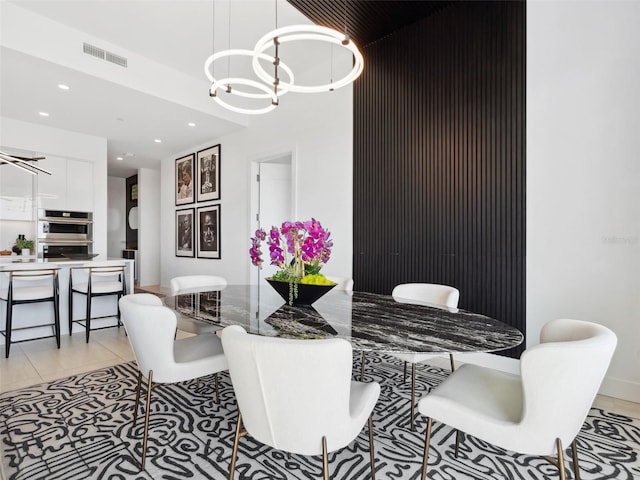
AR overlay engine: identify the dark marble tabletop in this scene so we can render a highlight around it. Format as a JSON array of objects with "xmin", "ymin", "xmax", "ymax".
[{"xmin": 164, "ymin": 285, "xmax": 523, "ymax": 355}]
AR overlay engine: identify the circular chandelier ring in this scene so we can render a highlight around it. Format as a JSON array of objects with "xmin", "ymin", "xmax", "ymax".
[
  {"xmin": 209, "ymin": 77, "xmax": 278, "ymax": 115},
  {"xmin": 204, "ymin": 49, "xmax": 295, "ymax": 98},
  {"xmin": 252, "ymin": 25, "xmax": 364, "ymax": 94}
]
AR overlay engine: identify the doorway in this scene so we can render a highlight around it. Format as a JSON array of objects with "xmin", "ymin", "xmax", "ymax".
[{"xmin": 250, "ymin": 152, "xmax": 294, "ymax": 285}]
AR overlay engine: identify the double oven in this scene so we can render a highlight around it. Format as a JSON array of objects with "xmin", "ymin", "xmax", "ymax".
[{"xmin": 37, "ymin": 209, "xmax": 94, "ymax": 259}]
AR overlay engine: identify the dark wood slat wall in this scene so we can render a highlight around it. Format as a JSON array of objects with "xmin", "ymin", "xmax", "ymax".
[{"xmin": 353, "ymin": 1, "xmax": 526, "ymax": 356}]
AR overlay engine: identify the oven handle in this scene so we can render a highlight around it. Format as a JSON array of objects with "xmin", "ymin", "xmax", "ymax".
[{"xmin": 39, "ymin": 217, "xmax": 93, "ymax": 225}]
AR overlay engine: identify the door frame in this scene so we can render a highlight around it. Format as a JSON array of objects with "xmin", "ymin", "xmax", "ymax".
[{"xmin": 248, "ymin": 146, "xmax": 297, "ymax": 285}]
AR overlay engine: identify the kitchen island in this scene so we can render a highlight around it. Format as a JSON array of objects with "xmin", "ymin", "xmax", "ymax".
[{"xmin": 0, "ymin": 257, "xmax": 134, "ymax": 348}]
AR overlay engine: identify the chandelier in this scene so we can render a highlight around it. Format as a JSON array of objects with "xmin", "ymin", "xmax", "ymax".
[{"xmin": 204, "ymin": 1, "xmax": 363, "ymax": 115}]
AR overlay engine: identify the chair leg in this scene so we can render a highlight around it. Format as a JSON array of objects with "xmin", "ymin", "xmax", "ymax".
[
  {"xmin": 85, "ymin": 295, "xmax": 92, "ymax": 343},
  {"xmin": 571, "ymin": 439, "xmax": 581, "ymax": 480},
  {"xmin": 420, "ymin": 417, "xmax": 433, "ymax": 480},
  {"xmin": 556, "ymin": 438, "xmax": 566, "ymax": 480},
  {"xmin": 214, "ymin": 372, "xmax": 220, "ymax": 403},
  {"xmin": 133, "ymin": 371, "xmax": 142, "ymax": 426},
  {"xmin": 5, "ymin": 301, "xmax": 12, "ymax": 358},
  {"xmin": 368, "ymin": 414, "xmax": 376, "ymax": 480},
  {"xmin": 53, "ymin": 291, "xmax": 61, "ymax": 349},
  {"xmin": 410, "ymin": 363, "xmax": 416, "ymax": 431},
  {"xmin": 117, "ymin": 292, "xmax": 122, "ymax": 329},
  {"xmin": 228, "ymin": 412, "xmax": 243, "ymax": 480},
  {"xmin": 68, "ymin": 287, "xmax": 73, "ymax": 336},
  {"xmin": 403, "ymin": 361, "xmax": 408, "ymax": 383},
  {"xmin": 322, "ymin": 436, "xmax": 329, "ymax": 480},
  {"xmin": 454, "ymin": 430, "xmax": 462, "ymax": 457},
  {"xmin": 449, "ymin": 354, "xmax": 455, "ymax": 372},
  {"xmin": 140, "ymin": 370, "xmax": 154, "ymax": 471},
  {"xmin": 360, "ymin": 351, "xmax": 365, "ymax": 381}
]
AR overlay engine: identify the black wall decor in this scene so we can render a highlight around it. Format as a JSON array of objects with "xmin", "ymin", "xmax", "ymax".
[
  {"xmin": 126, "ymin": 174, "xmax": 138, "ymax": 250},
  {"xmin": 353, "ymin": 1, "xmax": 526, "ymax": 357}
]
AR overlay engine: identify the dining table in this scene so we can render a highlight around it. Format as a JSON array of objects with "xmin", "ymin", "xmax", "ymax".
[{"xmin": 164, "ymin": 284, "xmax": 524, "ymax": 356}]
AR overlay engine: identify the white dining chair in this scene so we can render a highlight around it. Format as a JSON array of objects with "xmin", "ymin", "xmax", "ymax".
[
  {"xmin": 119, "ymin": 293, "xmax": 228, "ymax": 470},
  {"xmin": 361, "ymin": 282, "xmax": 460, "ymax": 431},
  {"xmin": 169, "ymin": 275, "xmax": 227, "ymax": 295},
  {"xmin": 418, "ymin": 318, "xmax": 617, "ymax": 480},
  {"xmin": 323, "ymin": 275, "xmax": 354, "ymax": 291},
  {"xmin": 221, "ymin": 325, "xmax": 381, "ymax": 480},
  {"xmin": 170, "ymin": 275, "xmax": 227, "ymax": 333},
  {"xmin": 0, "ymin": 264, "xmax": 60, "ymax": 358}
]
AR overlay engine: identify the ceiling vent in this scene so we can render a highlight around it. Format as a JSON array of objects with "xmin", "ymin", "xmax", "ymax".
[{"xmin": 83, "ymin": 42, "xmax": 128, "ymax": 68}]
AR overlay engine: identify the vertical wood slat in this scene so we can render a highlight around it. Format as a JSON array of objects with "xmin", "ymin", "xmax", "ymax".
[{"xmin": 353, "ymin": 1, "xmax": 526, "ymax": 357}]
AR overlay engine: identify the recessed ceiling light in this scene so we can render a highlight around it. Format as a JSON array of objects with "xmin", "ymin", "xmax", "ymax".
[
  {"xmin": 116, "ymin": 156, "xmax": 123, "ymax": 161},
  {"xmin": 124, "ymin": 152, "xmax": 135, "ymax": 157},
  {"xmin": 39, "ymin": 112, "xmax": 49, "ymax": 117},
  {"xmin": 188, "ymin": 122, "xmax": 196, "ymax": 127},
  {"xmin": 154, "ymin": 139, "xmax": 162, "ymax": 143},
  {"xmin": 58, "ymin": 84, "xmax": 70, "ymax": 90}
]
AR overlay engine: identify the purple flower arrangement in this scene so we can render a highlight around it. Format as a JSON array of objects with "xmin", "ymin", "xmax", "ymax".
[{"xmin": 249, "ymin": 219, "xmax": 333, "ymax": 282}]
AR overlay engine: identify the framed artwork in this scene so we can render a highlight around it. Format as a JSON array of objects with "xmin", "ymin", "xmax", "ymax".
[
  {"xmin": 175, "ymin": 208, "xmax": 195, "ymax": 257},
  {"xmin": 130, "ymin": 183, "xmax": 138, "ymax": 201},
  {"xmin": 196, "ymin": 144, "xmax": 220, "ymax": 202},
  {"xmin": 197, "ymin": 204, "xmax": 221, "ymax": 259},
  {"xmin": 175, "ymin": 153, "xmax": 195, "ymax": 205}
]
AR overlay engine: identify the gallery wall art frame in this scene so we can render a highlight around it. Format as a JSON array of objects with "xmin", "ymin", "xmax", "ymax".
[
  {"xmin": 175, "ymin": 208, "xmax": 195, "ymax": 257},
  {"xmin": 196, "ymin": 144, "xmax": 221, "ymax": 203},
  {"xmin": 197, "ymin": 204, "xmax": 221, "ymax": 259},
  {"xmin": 175, "ymin": 153, "xmax": 195, "ymax": 205}
]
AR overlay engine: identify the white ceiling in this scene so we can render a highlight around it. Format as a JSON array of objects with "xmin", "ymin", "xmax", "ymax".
[{"xmin": 0, "ymin": 0, "xmax": 311, "ymax": 178}]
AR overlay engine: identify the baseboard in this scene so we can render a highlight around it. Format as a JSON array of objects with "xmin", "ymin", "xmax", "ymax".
[{"xmin": 600, "ymin": 376, "xmax": 640, "ymax": 403}]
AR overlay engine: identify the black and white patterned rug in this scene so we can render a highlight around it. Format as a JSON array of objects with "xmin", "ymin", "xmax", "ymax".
[{"xmin": 1, "ymin": 354, "xmax": 639, "ymax": 480}]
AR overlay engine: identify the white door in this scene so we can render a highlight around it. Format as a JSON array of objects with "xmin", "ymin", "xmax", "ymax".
[{"xmin": 255, "ymin": 155, "xmax": 292, "ymax": 284}]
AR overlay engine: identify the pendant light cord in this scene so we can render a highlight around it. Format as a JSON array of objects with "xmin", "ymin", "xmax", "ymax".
[
  {"xmin": 342, "ymin": 0, "xmax": 349, "ymax": 45},
  {"xmin": 272, "ymin": 0, "xmax": 280, "ymax": 104}
]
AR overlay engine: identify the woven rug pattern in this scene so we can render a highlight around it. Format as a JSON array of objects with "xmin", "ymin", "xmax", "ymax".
[{"xmin": 1, "ymin": 353, "xmax": 639, "ymax": 479}]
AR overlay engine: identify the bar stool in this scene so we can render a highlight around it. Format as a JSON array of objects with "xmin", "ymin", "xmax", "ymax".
[
  {"xmin": 69, "ymin": 263, "xmax": 127, "ymax": 343},
  {"xmin": 0, "ymin": 265, "xmax": 60, "ymax": 358}
]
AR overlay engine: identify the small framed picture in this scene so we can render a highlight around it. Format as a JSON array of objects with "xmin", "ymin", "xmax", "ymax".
[
  {"xmin": 175, "ymin": 153, "xmax": 195, "ymax": 205},
  {"xmin": 197, "ymin": 204, "xmax": 221, "ymax": 259},
  {"xmin": 196, "ymin": 144, "xmax": 220, "ymax": 202},
  {"xmin": 175, "ymin": 208, "xmax": 195, "ymax": 257},
  {"xmin": 130, "ymin": 183, "xmax": 138, "ymax": 201}
]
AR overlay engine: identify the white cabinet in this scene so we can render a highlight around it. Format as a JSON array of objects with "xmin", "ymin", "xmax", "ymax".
[
  {"xmin": 37, "ymin": 157, "xmax": 67, "ymax": 210},
  {"xmin": 0, "ymin": 163, "xmax": 35, "ymax": 220},
  {"xmin": 37, "ymin": 156, "xmax": 93, "ymax": 212},
  {"xmin": 67, "ymin": 159, "xmax": 93, "ymax": 212}
]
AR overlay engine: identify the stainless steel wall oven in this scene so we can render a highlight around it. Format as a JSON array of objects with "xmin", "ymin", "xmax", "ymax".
[{"xmin": 38, "ymin": 209, "xmax": 94, "ymax": 259}]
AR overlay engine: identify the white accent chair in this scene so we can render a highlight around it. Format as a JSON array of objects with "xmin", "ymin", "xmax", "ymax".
[
  {"xmin": 119, "ymin": 293, "xmax": 228, "ymax": 470},
  {"xmin": 170, "ymin": 275, "xmax": 227, "ymax": 333},
  {"xmin": 323, "ymin": 275, "xmax": 354, "ymax": 292},
  {"xmin": 69, "ymin": 262, "xmax": 127, "ymax": 343},
  {"xmin": 360, "ymin": 282, "xmax": 460, "ymax": 431},
  {"xmin": 418, "ymin": 318, "xmax": 617, "ymax": 480},
  {"xmin": 0, "ymin": 265, "xmax": 60, "ymax": 357},
  {"xmin": 169, "ymin": 275, "xmax": 227, "ymax": 295},
  {"xmin": 390, "ymin": 283, "xmax": 460, "ymax": 431},
  {"xmin": 221, "ymin": 325, "xmax": 381, "ymax": 480}
]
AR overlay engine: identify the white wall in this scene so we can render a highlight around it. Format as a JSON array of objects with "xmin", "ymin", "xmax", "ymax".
[
  {"xmin": 139, "ymin": 167, "xmax": 160, "ymax": 285},
  {"xmin": 527, "ymin": 0, "xmax": 640, "ymax": 402},
  {"xmin": 0, "ymin": 117, "xmax": 108, "ymax": 257},
  {"xmin": 107, "ymin": 176, "xmax": 126, "ymax": 258},
  {"xmin": 160, "ymin": 80, "xmax": 353, "ymax": 287}
]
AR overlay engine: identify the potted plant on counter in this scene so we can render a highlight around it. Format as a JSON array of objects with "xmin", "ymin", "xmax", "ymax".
[{"xmin": 15, "ymin": 237, "xmax": 34, "ymax": 256}]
